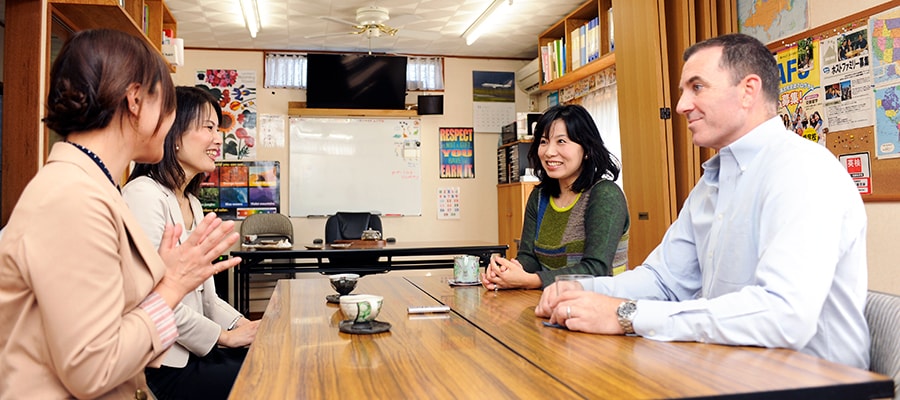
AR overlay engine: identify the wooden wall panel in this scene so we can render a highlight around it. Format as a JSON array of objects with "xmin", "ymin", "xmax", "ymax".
[{"xmin": 2, "ymin": 0, "xmax": 45, "ymax": 226}]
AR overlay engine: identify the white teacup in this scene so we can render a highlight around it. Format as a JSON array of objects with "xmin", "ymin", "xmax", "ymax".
[
  {"xmin": 340, "ymin": 294, "xmax": 384, "ymax": 323},
  {"xmin": 453, "ymin": 255, "xmax": 480, "ymax": 283}
]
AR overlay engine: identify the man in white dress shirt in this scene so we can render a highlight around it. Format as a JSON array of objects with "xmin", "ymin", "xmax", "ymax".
[{"xmin": 535, "ymin": 33, "xmax": 870, "ymax": 369}]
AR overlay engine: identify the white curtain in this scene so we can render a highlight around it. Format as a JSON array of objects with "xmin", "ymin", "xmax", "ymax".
[
  {"xmin": 406, "ymin": 56, "xmax": 444, "ymax": 90},
  {"xmin": 581, "ymin": 83, "xmax": 622, "ymax": 186},
  {"xmin": 265, "ymin": 53, "xmax": 307, "ymax": 89}
]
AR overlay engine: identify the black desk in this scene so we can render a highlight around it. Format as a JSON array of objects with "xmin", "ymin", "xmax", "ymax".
[{"xmin": 229, "ymin": 241, "xmax": 507, "ymax": 314}]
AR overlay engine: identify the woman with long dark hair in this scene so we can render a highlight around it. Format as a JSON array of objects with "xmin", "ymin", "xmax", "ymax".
[{"xmin": 482, "ymin": 104, "xmax": 629, "ymax": 290}]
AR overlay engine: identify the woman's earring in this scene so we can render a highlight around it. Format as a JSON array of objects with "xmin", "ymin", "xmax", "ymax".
[{"xmin": 176, "ymin": 146, "xmax": 180, "ymax": 151}]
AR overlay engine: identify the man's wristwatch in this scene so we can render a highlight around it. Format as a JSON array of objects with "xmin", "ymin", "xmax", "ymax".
[{"xmin": 616, "ymin": 300, "xmax": 637, "ymax": 334}]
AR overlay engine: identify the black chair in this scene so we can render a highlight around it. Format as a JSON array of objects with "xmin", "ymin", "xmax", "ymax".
[
  {"xmin": 324, "ymin": 212, "xmax": 383, "ymax": 243},
  {"xmin": 319, "ymin": 212, "xmax": 387, "ymax": 275}
]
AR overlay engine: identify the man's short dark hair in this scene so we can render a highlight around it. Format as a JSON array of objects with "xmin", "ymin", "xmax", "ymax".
[{"xmin": 683, "ymin": 33, "xmax": 780, "ymax": 107}]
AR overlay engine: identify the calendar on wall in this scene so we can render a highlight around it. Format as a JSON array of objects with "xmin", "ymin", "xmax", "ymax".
[
  {"xmin": 472, "ymin": 71, "xmax": 516, "ymax": 133},
  {"xmin": 437, "ymin": 187, "xmax": 461, "ymax": 219},
  {"xmin": 474, "ymin": 102, "xmax": 516, "ymax": 133}
]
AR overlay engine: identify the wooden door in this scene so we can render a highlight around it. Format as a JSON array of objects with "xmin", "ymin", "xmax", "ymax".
[{"xmin": 613, "ymin": 0, "xmax": 676, "ymax": 266}]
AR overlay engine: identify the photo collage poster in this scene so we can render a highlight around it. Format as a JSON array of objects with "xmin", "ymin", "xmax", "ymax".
[
  {"xmin": 776, "ymin": 38, "xmax": 826, "ymax": 145},
  {"xmin": 200, "ymin": 161, "xmax": 280, "ymax": 220}
]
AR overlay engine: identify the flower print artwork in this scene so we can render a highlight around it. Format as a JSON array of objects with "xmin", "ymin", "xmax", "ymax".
[{"xmin": 196, "ymin": 69, "xmax": 258, "ymax": 160}]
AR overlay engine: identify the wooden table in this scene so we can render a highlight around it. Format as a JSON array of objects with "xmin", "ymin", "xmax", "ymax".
[
  {"xmin": 230, "ymin": 275, "xmax": 894, "ymax": 399},
  {"xmin": 406, "ymin": 275, "xmax": 895, "ymax": 399},
  {"xmin": 230, "ymin": 241, "xmax": 507, "ymax": 315},
  {"xmin": 229, "ymin": 275, "xmax": 578, "ymax": 398}
]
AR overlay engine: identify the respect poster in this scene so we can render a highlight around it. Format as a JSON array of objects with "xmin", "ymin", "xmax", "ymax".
[{"xmin": 439, "ymin": 127, "xmax": 475, "ymax": 179}]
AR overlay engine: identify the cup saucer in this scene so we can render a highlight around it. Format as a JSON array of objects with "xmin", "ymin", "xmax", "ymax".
[{"xmin": 339, "ymin": 320, "xmax": 391, "ymax": 334}]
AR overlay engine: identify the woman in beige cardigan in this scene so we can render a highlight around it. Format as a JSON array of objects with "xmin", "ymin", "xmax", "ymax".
[
  {"xmin": 0, "ymin": 29, "xmax": 240, "ymax": 399},
  {"xmin": 123, "ymin": 86, "xmax": 260, "ymax": 399}
]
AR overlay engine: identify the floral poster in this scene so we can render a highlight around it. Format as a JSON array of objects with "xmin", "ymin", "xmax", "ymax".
[{"xmin": 196, "ymin": 69, "xmax": 258, "ymax": 160}]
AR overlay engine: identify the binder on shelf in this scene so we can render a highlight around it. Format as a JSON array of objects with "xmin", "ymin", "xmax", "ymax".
[{"xmin": 609, "ymin": 8, "xmax": 615, "ymax": 52}]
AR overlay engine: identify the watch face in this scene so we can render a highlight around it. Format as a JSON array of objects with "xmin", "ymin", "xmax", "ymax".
[{"xmin": 618, "ymin": 300, "xmax": 637, "ymax": 318}]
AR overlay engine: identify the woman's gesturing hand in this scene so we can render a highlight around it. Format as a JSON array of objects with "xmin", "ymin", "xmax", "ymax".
[{"xmin": 155, "ymin": 212, "xmax": 241, "ymax": 308}]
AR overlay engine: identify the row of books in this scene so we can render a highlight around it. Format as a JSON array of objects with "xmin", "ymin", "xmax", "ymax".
[
  {"xmin": 540, "ymin": 9, "xmax": 616, "ymax": 85},
  {"xmin": 570, "ymin": 16, "xmax": 602, "ymax": 71},
  {"xmin": 540, "ymin": 39, "xmax": 566, "ymax": 83}
]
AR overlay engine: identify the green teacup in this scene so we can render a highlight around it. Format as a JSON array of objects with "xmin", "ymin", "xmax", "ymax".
[{"xmin": 339, "ymin": 294, "xmax": 384, "ymax": 323}]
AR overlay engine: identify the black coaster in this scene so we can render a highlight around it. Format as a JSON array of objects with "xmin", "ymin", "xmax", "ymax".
[
  {"xmin": 339, "ymin": 320, "xmax": 392, "ymax": 334},
  {"xmin": 326, "ymin": 294, "xmax": 342, "ymax": 304}
]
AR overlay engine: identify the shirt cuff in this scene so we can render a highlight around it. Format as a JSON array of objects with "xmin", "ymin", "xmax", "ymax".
[{"xmin": 139, "ymin": 292, "xmax": 178, "ymax": 348}]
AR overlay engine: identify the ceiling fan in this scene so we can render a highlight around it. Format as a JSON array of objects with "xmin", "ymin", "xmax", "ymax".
[{"xmin": 306, "ymin": 6, "xmax": 441, "ymax": 53}]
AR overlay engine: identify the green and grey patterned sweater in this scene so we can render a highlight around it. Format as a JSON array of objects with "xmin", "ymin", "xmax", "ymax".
[{"xmin": 517, "ymin": 180, "xmax": 630, "ymax": 288}]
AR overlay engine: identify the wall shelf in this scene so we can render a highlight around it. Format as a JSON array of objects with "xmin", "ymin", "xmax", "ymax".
[
  {"xmin": 288, "ymin": 102, "xmax": 418, "ymax": 117},
  {"xmin": 50, "ymin": 0, "xmax": 177, "ymax": 70},
  {"xmin": 539, "ymin": 52, "xmax": 615, "ymax": 92},
  {"xmin": 537, "ymin": 0, "xmax": 613, "ymax": 91}
]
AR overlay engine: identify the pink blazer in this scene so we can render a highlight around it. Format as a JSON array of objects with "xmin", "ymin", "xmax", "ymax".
[{"xmin": 0, "ymin": 143, "xmax": 171, "ymax": 399}]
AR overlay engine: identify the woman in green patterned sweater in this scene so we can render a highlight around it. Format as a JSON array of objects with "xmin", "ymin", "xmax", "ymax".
[{"xmin": 482, "ymin": 104, "xmax": 630, "ymax": 290}]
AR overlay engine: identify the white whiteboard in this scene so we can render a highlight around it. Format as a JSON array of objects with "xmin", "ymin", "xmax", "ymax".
[{"xmin": 289, "ymin": 117, "xmax": 422, "ymax": 216}]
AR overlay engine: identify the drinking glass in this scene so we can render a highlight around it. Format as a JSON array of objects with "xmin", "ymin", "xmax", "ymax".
[{"xmin": 555, "ymin": 274, "xmax": 594, "ymax": 297}]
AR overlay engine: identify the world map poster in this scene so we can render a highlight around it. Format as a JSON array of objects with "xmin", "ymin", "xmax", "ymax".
[
  {"xmin": 871, "ymin": 6, "xmax": 900, "ymax": 159},
  {"xmin": 738, "ymin": 0, "xmax": 808, "ymax": 44}
]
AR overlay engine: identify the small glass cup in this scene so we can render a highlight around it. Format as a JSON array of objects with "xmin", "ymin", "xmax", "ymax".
[{"xmin": 555, "ymin": 274, "xmax": 594, "ymax": 297}]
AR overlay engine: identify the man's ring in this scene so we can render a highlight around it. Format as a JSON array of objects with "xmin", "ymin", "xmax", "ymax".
[{"xmin": 566, "ymin": 306, "xmax": 571, "ymax": 319}]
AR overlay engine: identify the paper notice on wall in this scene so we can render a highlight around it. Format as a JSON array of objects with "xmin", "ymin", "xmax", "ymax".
[
  {"xmin": 437, "ymin": 187, "xmax": 461, "ymax": 219},
  {"xmin": 258, "ymin": 114, "xmax": 285, "ymax": 148}
]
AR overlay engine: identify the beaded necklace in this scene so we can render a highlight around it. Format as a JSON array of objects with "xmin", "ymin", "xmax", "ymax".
[{"xmin": 65, "ymin": 141, "xmax": 120, "ymax": 191}]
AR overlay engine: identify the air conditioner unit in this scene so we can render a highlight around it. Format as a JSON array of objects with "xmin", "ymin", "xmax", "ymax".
[{"xmin": 516, "ymin": 58, "xmax": 542, "ymax": 95}]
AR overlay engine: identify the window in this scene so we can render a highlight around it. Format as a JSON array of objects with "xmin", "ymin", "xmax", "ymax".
[
  {"xmin": 264, "ymin": 53, "xmax": 307, "ymax": 89},
  {"xmin": 264, "ymin": 53, "xmax": 443, "ymax": 91},
  {"xmin": 407, "ymin": 56, "xmax": 444, "ymax": 90}
]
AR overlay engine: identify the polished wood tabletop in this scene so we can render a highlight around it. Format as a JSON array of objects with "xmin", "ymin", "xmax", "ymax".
[
  {"xmin": 230, "ymin": 241, "xmax": 508, "ymax": 315},
  {"xmin": 406, "ymin": 274, "xmax": 895, "ymax": 399},
  {"xmin": 229, "ymin": 276, "xmax": 579, "ymax": 399}
]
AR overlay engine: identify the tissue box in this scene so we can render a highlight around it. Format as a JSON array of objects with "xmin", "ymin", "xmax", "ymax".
[{"xmin": 161, "ymin": 38, "xmax": 184, "ymax": 67}]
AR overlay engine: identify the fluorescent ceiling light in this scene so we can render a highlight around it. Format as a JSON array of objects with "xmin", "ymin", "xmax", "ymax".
[
  {"xmin": 461, "ymin": 0, "xmax": 513, "ymax": 46},
  {"xmin": 239, "ymin": 0, "xmax": 261, "ymax": 38}
]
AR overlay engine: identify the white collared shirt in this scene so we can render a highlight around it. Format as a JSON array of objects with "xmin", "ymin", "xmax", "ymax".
[{"xmin": 594, "ymin": 116, "xmax": 870, "ymax": 369}]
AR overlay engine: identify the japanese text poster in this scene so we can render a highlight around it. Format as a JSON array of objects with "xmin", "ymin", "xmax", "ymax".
[{"xmin": 776, "ymin": 38, "xmax": 826, "ymax": 145}]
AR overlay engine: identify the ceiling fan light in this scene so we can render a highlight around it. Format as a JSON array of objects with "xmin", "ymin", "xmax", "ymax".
[
  {"xmin": 357, "ymin": 6, "xmax": 390, "ymax": 26},
  {"xmin": 240, "ymin": 0, "xmax": 261, "ymax": 38},
  {"xmin": 461, "ymin": 0, "xmax": 512, "ymax": 46}
]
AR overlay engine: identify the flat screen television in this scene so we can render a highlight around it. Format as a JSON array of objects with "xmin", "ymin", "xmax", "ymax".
[{"xmin": 306, "ymin": 53, "xmax": 408, "ymax": 110}]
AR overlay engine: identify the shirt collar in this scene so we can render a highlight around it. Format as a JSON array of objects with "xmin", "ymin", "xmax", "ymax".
[{"xmin": 702, "ymin": 116, "xmax": 787, "ymax": 178}]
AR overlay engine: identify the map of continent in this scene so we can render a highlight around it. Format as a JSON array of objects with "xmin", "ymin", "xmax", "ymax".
[
  {"xmin": 875, "ymin": 85, "xmax": 900, "ymax": 158},
  {"xmin": 870, "ymin": 9, "xmax": 900, "ymax": 86},
  {"xmin": 738, "ymin": 0, "xmax": 809, "ymax": 44}
]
